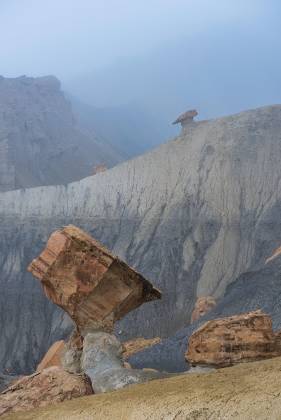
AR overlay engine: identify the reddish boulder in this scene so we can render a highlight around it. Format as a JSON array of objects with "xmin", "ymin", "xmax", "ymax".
[
  {"xmin": 0, "ymin": 367, "xmax": 93, "ymax": 416},
  {"xmin": 122, "ymin": 337, "xmax": 161, "ymax": 359},
  {"xmin": 191, "ymin": 296, "xmax": 216, "ymax": 322},
  {"xmin": 28, "ymin": 225, "xmax": 161, "ymax": 335},
  {"xmin": 186, "ymin": 310, "xmax": 281, "ymax": 367},
  {"xmin": 36, "ymin": 340, "xmax": 65, "ymax": 371}
]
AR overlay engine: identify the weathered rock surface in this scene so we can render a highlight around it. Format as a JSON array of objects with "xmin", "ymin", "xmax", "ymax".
[
  {"xmin": 81, "ymin": 332, "xmax": 168, "ymax": 393},
  {"xmin": 36, "ymin": 341, "xmax": 65, "ymax": 371},
  {"xmin": 0, "ymin": 75, "xmax": 123, "ymax": 192},
  {"xmin": 122, "ymin": 338, "xmax": 161, "ymax": 359},
  {"xmin": 186, "ymin": 310, "xmax": 281, "ymax": 367},
  {"xmin": 2, "ymin": 105, "xmax": 281, "ymax": 373},
  {"xmin": 0, "ymin": 367, "xmax": 92, "ymax": 416},
  {"xmin": 28, "ymin": 225, "xmax": 161, "ymax": 335},
  {"xmin": 191, "ymin": 296, "xmax": 216, "ymax": 322}
]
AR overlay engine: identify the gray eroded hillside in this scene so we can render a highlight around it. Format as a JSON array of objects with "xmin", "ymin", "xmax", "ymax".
[
  {"xmin": 1, "ymin": 105, "xmax": 281, "ymax": 373},
  {"xmin": 0, "ymin": 75, "xmax": 123, "ymax": 191}
]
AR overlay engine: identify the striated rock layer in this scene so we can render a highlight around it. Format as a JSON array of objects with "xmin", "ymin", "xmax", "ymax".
[
  {"xmin": 28, "ymin": 225, "xmax": 160, "ymax": 334},
  {"xmin": 186, "ymin": 310, "xmax": 281, "ymax": 367},
  {"xmin": 2, "ymin": 105, "xmax": 281, "ymax": 373}
]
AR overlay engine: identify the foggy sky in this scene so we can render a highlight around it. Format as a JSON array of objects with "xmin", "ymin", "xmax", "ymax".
[
  {"xmin": 0, "ymin": 0, "xmax": 269, "ymax": 79},
  {"xmin": 1, "ymin": 0, "xmax": 281, "ymax": 124}
]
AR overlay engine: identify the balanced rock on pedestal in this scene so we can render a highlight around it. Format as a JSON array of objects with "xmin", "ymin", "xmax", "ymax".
[
  {"xmin": 28, "ymin": 225, "xmax": 161, "ymax": 335},
  {"xmin": 186, "ymin": 310, "xmax": 281, "ymax": 368},
  {"xmin": 28, "ymin": 225, "xmax": 164, "ymax": 394}
]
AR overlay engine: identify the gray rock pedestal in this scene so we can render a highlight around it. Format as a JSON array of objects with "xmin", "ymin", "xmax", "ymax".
[{"xmin": 81, "ymin": 332, "xmax": 168, "ymax": 393}]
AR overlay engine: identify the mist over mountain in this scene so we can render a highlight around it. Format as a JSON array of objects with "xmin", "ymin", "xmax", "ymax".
[
  {"xmin": 68, "ymin": 20, "xmax": 281, "ymax": 134},
  {"xmin": 70, "ymin": 96, "xmax": 170, "ymax": 158},
  {"xmin": 2, "ymin": 1, "xmax": 281, "ymax": 150}
]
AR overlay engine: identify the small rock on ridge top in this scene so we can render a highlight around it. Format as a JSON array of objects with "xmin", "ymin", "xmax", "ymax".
[{"xmin": 172, "ymin": 109, "xmax": 198, "ymax": 125}]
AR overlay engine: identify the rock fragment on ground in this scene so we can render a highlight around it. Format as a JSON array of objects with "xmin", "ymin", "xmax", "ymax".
[
  {"xmin": 0, "ymin": 366, "xmax": 93, "ymax": 416},
  {"xmin": 186, "ymin": 310, "xmax": 281, "ymax": 367},
  {"xmin": 122, "ymin": 337, "xmax": 161, "ymax": 359}
]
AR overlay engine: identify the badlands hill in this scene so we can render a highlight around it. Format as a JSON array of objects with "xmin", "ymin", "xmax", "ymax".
[
  {"xmin": 5, "ymin": 357, "xmax": 281, "ymax": 420},
  {"xmin": 1, "ymin": 105, "xmax": 281, "ymax": 374},
  {"xmin": 0, "ymin": 75, "xmax": 123, "ymax": 191}
]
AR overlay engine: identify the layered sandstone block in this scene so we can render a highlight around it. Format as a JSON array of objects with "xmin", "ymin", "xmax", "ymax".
[
  {"xmin": 28, "ymin": 225, "xmax": 161, "ymax": 334},
  {"xmin": 186, "ymin": 310, "xmax": 281, "ymax": 367},
  {"xmin": 122, "ymin": 337, "xmax": 161, "ymax": 359},
  {"xmin": 191, "ymin": 296, "xmax": 216, "ymax": 323},
  {"xmin": 0, "ymin": 367, "xmax": 92, "ymax": 416}
]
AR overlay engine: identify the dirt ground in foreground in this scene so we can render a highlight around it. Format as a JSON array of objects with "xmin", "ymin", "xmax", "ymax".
[{"xmin": 4, "ymin": 356, "xmax": 281, "ymax": 420}]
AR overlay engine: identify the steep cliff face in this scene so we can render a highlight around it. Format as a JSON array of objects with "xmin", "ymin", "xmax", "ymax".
[
  {"xmin": 0, "ymin": 75, "xmax": 123, "ymax": 191},
  {"xmin": 1, "ymin": 105, "xmax": 281, "ymax": 373}
]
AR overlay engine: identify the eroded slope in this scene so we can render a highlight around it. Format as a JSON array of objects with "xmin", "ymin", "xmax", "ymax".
[{"xmin": 1, "ymin": 105, "xmax": 281, "ymax": 372}]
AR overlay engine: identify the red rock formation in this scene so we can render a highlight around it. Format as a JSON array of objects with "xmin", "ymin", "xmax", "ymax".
[
  {"xmin": 122, "ymin": 337, "xmax": 161, "ymax": 359},
  {"xmin": 0, "ymin": 367, "xmax": 93, "ymax": 416},
  {"xmin": 28, "ymin": 225, "xmax": 161, "ymax": 335},
  {"xmin": 191, "ymin": 296, "xmax": 216, "ymax": 323},
  {"xmin": 186, "ymin": 310, "xmax": 281, "ymax": 367},
  {"xmin": 36, "ymin": 340, "xmax": 65, "ymax": 371}
]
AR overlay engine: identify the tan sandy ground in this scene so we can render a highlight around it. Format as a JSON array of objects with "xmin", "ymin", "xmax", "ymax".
[{"xmin": 4, "ymin": 356, "xmax": 281, "ymax": 420}]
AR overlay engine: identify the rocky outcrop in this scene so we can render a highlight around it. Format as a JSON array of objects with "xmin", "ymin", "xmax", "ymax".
[
  {"xmin": 2, "ymin": 105, "xmax": 281, "ymax": 373},
  {"xmin": 0, "ymin": 75, "xmax": 123, "ymax": 191},
  {"xmin": 0, "ymin": 367, "xmax": 92, "ymax": 416},
  {"xmin": 191, "ymin": 296, "xmax": 216, "ymax": 322},
  {"xmin": 186, "ymin": 310, "xmax": 281, "ymax": 367},
  {"xmin": 36, "ymin": 341, "xmax": 65, "ymax": 371},
  {"xmin": 123, "ymin": 338, "xmax": 161, "ymax": 359},
  {"xmin": 28, "ymin": 225, "xmax": 161, "ymax": 335}
]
